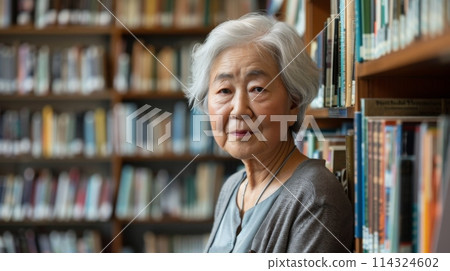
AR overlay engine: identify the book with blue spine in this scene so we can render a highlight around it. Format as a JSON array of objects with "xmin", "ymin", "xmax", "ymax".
[
  {"xmin": 354, "ymin": 0, "xmax": 363, "ymax": 62},
  {"xmin": 172, "ymin": 101, "xmax": 187, "ymax": 155},
  {"xmin": 115, "ymin": 165, "xmax": 134, "ymax": 219}
]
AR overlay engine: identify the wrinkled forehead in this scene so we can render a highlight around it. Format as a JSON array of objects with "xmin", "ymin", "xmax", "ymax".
[{"xmin": 209, "ymin": 44, "xmax": 279, "ymax": 84}]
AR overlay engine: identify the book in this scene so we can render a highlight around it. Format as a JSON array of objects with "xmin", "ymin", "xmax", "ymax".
[
  {"xmin": 83, "ymin": 110, "xmax": 95, "ymax": 157},
  {"xmin": 354, "ymin": 112, "xmax": 363, "ymax": 248},
  {"xmin": 157, "ymin": 46, "xmax": 178, "ymax": 92},
  {"xmin": 325, "ymin": 17, "xmax": 334, "ymax": 107},
  {"xmin": 345, "ymin": 130, "xmax": 355, "ymax": 211},
  {"xmin": 17, "ymin": 0, "xmax": 34, "ymax": 26},
  {"xmin": 345, "ymin": 0, "xmax": 355, "ymax": 107},
  {"xmin": 115, "ymin": 165, "xmax": 134, "ymax": 219},
  {"xmin": 85, "ymin": 174, "xmax": 102, "ymax": 221},
  {"xmin": 42, "ymin": 105, "xmax": 53, "ymax": 158},
  {"xmin": 434, "ymin": 130, "xmax": 450, "ymax": 251},
  {"xmin": 0, "ymin": 0, "xmax": 12, "ymax": 28},
  {"xmin": 172, "ymin": 101, "xmax": 188, "ymax": 155}
]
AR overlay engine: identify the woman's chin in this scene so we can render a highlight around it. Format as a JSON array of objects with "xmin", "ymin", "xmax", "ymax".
[{"xmin": 222, "ymin": 143, "xmax": 262, "ymax": 160}]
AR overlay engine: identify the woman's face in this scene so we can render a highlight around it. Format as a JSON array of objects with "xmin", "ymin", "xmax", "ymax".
[{"xmin": 207, "ymin": 45, "xmax": 299, "ymax": 160}]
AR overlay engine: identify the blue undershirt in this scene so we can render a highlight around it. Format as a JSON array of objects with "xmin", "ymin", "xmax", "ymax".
[{"xmin": 208, "ymin": 172, "xmax": 286, "ymax": 253}]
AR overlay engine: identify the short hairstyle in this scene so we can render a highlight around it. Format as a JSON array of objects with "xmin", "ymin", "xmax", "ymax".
[{"xmin": 186, "ymin": 13, "xmax": 319, "ymax": 131}]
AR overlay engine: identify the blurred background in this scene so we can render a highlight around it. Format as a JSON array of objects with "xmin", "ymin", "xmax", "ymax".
[{"xmin": 0, "ymin": 0, "xmax": 449, "ymax": 253}]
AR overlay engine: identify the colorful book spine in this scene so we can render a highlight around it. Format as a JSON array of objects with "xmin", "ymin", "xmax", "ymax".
[{"xmin": 354, "ymin": 111, "xmax": 363, "ymax": 240}]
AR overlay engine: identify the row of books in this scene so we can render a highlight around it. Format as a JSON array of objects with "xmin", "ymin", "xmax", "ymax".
[
  {"xmin": 0, "ymin": 106, "xmax": 113, "ymax": 158},
  {"xmin": 114, "ymin": 41, "xmax": 197, "ymax": 93},
  {"xmin": 354, "ymin": 98, "xmax": 450, "ymax": 253},
  {"xmin": 115, "ymin": 0, "xmax": 261, "ymax": 29},
  {"xmin": 0, "ymin": 43, "xmax": 106, "ymax": 95},
  {"xmin": 143, "ymin": 231, "xmax": 208, "ymax": 253},
  {"xmin": 0, "ymin": 230, "xmax": 102, "ymax": 253},
  {"xmin": 0, "ymin": 168, "xmax": 113, "ymax": 222},
  {"xmin": 0, "ymin": 102, "xmax": 227, "ymax": 158},
  {"xmin": 285, "ymin": 0, "xmax": 306, "ymax": 36},
  {"xmin": 0, "ymin": 0, "xmax": 113, "ymax": 28},
  {"xmin": 0, "ymin": 43, "xmax": 105, "ymax": 95},
  {"xmin": 114, "ymin": 102, "xmax": 226, "ymax": 156},
  {"xmin": 310, "ymin": 0, "xmax": 356, "ymax": 108},
  {"xmin": 299, "ymin": 127, "xmax": 352, "ymax": 174},
  {"xmin": 310, "ymin": 0, "xmax": 450, "ymax": 107},
  {"xmin": 115, "ymin": 163, "xmax": 225, "ymax": 220},
  {"xmin": 355, "ymin": 0, "xmax": 450, "ymax": 61}
]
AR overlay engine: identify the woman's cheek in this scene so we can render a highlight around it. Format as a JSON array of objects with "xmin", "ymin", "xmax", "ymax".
[{"xmin": 207, "ymin": 112, "xmax": 227, "ymax": 149}]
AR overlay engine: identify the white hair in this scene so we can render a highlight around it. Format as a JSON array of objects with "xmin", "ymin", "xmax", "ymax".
[{"xmin": 186, "ymin": 13, "xmax": 319, "ymax": 131}]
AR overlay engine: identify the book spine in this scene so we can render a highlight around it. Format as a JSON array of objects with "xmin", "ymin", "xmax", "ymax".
[
  {"xmin": 339, "ymin": 0, "xmax": 346, "ymax": 107},
  {"xmin": 332, "ymin": 17, "xmax": 339, "ymax": 107},
  {"xmin": 361, "ymin": 100, "xmax": 369, "ymax": 252},
  {"xmin": 378, "ymin": 120, "xmax": 386, "ymax": 252},
  {"xmin": 354, "ymin": 112, "xmax": 363, "ymax": 242},
  {"xmin": 355, "ymin": 0, "xmax": 363, "ymax": 62},
  {"xmin": 360, "ymin": 0, "xmax": 372, "ymax": 60}
]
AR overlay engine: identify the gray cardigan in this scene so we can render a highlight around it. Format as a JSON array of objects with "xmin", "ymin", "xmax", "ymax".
[{"xmin": 205, "ymin": 159, "xmax": 353, "ymax": 253}]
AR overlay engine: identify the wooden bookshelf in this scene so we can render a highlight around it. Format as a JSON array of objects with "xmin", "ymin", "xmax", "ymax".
[
  {"xmin": 0, "ymin": 220, "xmax": 111, "ymax": 226},
  {"xmin": 0, "ymin": 0, "xmax": 254, "ymax": 253},
  {"xmin": 0, "ymin": 156, "xmax": 112, "ymax": 164},
  {"xmin": 355, "ymin": 33, "xmax": 450, "ymax": 111},
  {"xmin": 0, "ymin": 92, "xmax": 113, "ymax": 102},
  {"xmin": 117, "ymin": 92, "xmax": 186, "ymax": 101},
  {"xmin": 306, "ymin": 106, "xmax": 355, "ymax": 119},
  {"xmin": 115, "ymin": 26, "xmax": 214, "ymax": 36},
  {"xmin": 304, "ymin": 0, "xmax": 330, "ymax": 52},
  {"xmin": 0, "ymin": 26, "xmax": 114, "ymax": 35},
  {"xmin": 302, "ymin": 0, "xmax": 450, "ymax": 254},
  {"xmin": 357, "ymin": 32, "xmax": 450, "ymax": 78},
  {"xmin": 116, "ymin": 218, "xmax": 213, "ymax": 225}
]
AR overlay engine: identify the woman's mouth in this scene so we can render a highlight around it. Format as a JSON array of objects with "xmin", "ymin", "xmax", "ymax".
[{"xmin": 228, "ymin": 130, "xmax": 253, "ymax": 138}]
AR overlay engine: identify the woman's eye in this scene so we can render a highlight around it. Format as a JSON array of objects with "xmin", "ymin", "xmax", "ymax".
[
  {"xmin": 219, "ymin": 88, "xmax": 231, "ymax": 94},
  {"xmin": 252, "ymin": 87, "xmax": 265, "ymax": 93}
]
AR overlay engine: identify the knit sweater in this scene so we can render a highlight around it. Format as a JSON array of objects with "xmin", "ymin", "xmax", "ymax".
[{"xmin": 204, "ymin": 159, "xmax": 354, "ymax": 253}]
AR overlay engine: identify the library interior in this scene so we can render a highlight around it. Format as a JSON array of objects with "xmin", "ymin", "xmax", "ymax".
[{"xmin": 0, "ymin": 0, "xmax": 449, "ymax": 253}]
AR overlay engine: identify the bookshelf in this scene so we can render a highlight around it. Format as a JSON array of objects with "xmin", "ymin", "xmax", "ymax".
[
  {"xmin": 114, "ymin": 27, "xmax": 215, "ymax": 35},
  {"xmin": 356, "ymin": 32, "xmax": 450, "ymax": 110},
  {"xmin": 301, "ymin": 0, "xmax": 450, "ymax": 253},
  {"xmin": 0, "ymin": 26, "xmax": 114, "ymax": 35},
  {"xmin": 0, "ymin": 0, "xmax": 261, "ymax": 253},
  {"xmin": 0, "ymin": 92, "xmax": 113, "ymax": 101},
  {"xmin": 306, "ymin": 106, "xmax": 355, "ymax": 118},
  {"xmin": 356, "ymin": 33, "xmax": 450, "ymax": 78},
  {"xmin": 3, "ymin": 0, "xmax": 448, "ymax": 254}
]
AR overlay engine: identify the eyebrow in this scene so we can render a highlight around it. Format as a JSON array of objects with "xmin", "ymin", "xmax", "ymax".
[
  {"xmin": 245, "ymin": 69, "xmax": 268, "ymax": 78},
  {"xmin": 213, "ymin": 73, "xmax": 233, "ymax": 82},
  {"xmin": 212, "ymin": 69, "xmax": 268, "ymax": 83}
]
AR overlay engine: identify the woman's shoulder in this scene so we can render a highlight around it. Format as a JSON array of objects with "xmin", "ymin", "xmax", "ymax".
[{"xmin": 281, "ymin": 159, "xmax": 350, "ymax": 208}]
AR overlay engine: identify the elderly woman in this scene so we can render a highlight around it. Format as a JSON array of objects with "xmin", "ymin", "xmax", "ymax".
[{"xmin": 185, "ymin": 14, "xmax": 353, "ymax": 253}]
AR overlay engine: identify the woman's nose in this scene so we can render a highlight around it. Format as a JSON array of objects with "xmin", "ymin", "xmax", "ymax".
[{"xmin": 230, "ymin": 89, "xmax": 252, "ymax": 118}]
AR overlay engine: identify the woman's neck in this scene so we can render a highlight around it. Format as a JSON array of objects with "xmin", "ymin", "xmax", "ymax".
[{"xmin": 241, "ymin": 137, "xmax": 303, "ymax": 190}]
